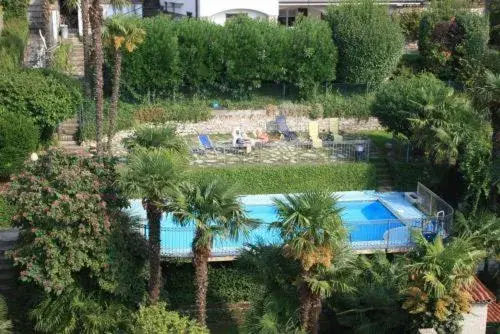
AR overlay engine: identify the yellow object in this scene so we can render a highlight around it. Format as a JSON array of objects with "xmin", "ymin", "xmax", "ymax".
[
  {"xmin": 329, "ymin": 118, "xmax": 339, "ymax": 135},
  {"xmin": 308, "ymin": 120, "xmax": 323, "ymax": 148}
]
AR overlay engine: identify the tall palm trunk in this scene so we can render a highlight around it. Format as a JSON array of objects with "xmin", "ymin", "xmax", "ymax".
[
  {"xmin": 299, "ymin": 270, "xmax": 322, "ymax": 334},
  {"xmin": 89, "ymin": 0, "xmax": 104, "ymax": 155},
  {"xmin": 81, "ymin": 0, "xmax": 92, "ymax": 99},
  {"xmin": 107, "ymin": 49, "xmax": 122, "ymax": 154},
  {"xmin": 193, "ymin": 228, "xmax": 210, "ymax": 326},
  {"xmin": 146, "ymin": 201, "xmax": 162, "ymax": 305}
]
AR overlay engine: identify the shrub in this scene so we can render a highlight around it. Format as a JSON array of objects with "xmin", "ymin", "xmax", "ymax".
[
  {"xmin": 187, "ymin": 163, "xmax": 377, "ymax": 195},
  {"xmin": 371, "ymin": 73, "xmax": 452, "ymax": 137},
  {"xmin": 0, "ymin": 17, "xmax": 28, "ymax": 72},
  {"xmin": 133, "ymin": 302, "xmax": 208, "ymax": 334},
  {"xmin": 418, "ymin": 11, "xmax": 489, "ymax": 80},
  {"xmin": 0, "ymin": 111, "xmax": 39, "ymax": 179},
  {"xmin": 286, "ymin": 17, "xmax": 337, "ymax": 97},
  {"xmin": 164, "ymin": 263, "xmax": 261, "ymax": 308},
  {"xmin": 0, "ymin": 70, "xmax": 82, "ymax": 141},
  {"xmin": 51, "ymin": 42, "xmax": 73, "ymax": 73},
  {"xmin": 134, "ymin": 100, "xmax": 211, "ymax": 123},
  {"xmin": 125, "ymin": 125, "xmax": 187, "ymax": 154},
  {"xmin": 326, "ymin": 0, "xmax": 404, "ymax": 85},
  {"xmin": 0, "ymin": 195, "xmax": 14, "ymax": 230}
]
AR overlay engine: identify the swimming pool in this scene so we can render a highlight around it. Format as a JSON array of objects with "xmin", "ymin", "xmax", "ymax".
[{"xmin": 128, "ymin": 191, "xmax": 427, "ymax": 256}]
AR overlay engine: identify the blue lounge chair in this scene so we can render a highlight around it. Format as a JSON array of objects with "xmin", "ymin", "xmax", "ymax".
[
  {"xmin": 198, "ymin": 134, "xmax": 217, "ymax": 154},
  {"xmin": 276, "ymin": 115, "xmax": 298, "ymax": 141}
]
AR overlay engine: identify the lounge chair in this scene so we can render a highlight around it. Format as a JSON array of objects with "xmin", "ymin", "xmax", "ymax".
[
  {"xmin": 308, "ymin": 120, "xmax": 322, "ymax": 148},
  {"xmin": 232, "ymin": 128, "xmax": 253, "ymax": 153},
  {"xmin": 276, "ymin": 115, "xmax": 298, "ymax": 141},
  {"xmin": 198, "ymin": 134, "xmax": 217, "ymax": 154}
]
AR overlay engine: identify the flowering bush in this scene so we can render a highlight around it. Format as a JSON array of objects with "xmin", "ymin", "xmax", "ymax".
[{"xmin": 6, "ymin": 149, "xmax": 129, "ymax": 293}]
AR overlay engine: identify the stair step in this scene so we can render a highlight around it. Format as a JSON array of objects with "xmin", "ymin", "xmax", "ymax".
[
  {"xmin": 59, "ymin": 134, "xmax": 75, "ymax": 141},
  {"xmin": 0, "ymin": 272, "xmax": 16, "ymax": 281}
]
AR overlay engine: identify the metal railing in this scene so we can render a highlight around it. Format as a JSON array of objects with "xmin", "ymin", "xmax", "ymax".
[
  {"xmin": 190, "ymin": 140, "xmax": 370, "ymax": 167},
  {"xmin": 141, "ymin": 217, "xmax": 440, "ymax": 258},
  {"xmin": 416, "ymin": 182, "xmax": 454, "ymax": 236}
]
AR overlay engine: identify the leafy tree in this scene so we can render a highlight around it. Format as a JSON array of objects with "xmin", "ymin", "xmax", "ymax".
[
  {"xmin": 371, "ymin": 72, "xmax": 453, "ymax": 137},
  {"xmin": 332, "ymin": 253, "xmax": 408, "ymax": 334},
  {"xmin": 402, "ymin": 233, "xmax": 485, "ymax": 333},
  {"xmin": 326, "ymin": 0, "xmax": 404, "ymax": 85},
  {"xmin": 393, "ymin": 9, "xmax": 422, "ymax": 42},
  {"xmin": 166, "ymin": 179, "xmax": 258, "ymax": 325},
  {"xmin": 119, "ymin": 148, "xmax": 186, "ymax": 304},
  {"xmin": 104, "ymin": 16, "xmax": 145, "ymax": 153},
  {"xmin": 271, "ymin": 192, "xmax": 351, "ymax": 333},
  {"xmin": 286, "ymin": 17, "xmax": 337, "ymax": 97},
  {"xmin": 133, "ymin": 302, "xmax": 208, "ymax": 333}
]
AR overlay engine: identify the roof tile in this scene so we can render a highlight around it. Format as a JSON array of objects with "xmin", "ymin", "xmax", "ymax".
[
  {"xmin": 467, "ymin": 276, "xmax": 496, "ymax": 304},
  {"xmin": 488, "ymin": 302, "xmax": 500, "ymax": 324}
]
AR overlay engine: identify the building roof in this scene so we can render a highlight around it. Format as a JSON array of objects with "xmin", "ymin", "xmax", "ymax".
[
  {"xmin": 488, "ymin": 302, "xmax": 500, "ymax": 324},
  {"xmin": 468, "ymin": 276, "xmax": 496, "ymax": 304}
]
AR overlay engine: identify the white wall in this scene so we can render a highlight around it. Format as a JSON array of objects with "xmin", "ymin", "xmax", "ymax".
[
  {"xmin": 461, "ymin": 304, "xmax": 488, "ymax": 334},
  {"xmin": 200, "ymin": 0, "xmax": 278, "ymax": 18}
]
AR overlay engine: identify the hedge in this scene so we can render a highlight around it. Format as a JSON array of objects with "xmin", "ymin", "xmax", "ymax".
[
  {"xmin": 164, "ymin": 263, "xmax": 260, "ymax": 308},
  {"xmin": 0, "ymin": 17, "xmax": 28, "ymax": 72},
  {"xmin": 326, "ymin": 0, "xmax": 404, "ymax": 85},
  {"xmin": 0, "ymin": 70, "xmax": 82, "ymax": 141},
  {"xmin": 186, "ymin": 163, "xmax": 377, "ymax": 195},
  {"xmin": 119, "ymin": 16, "xmax": 337, "ymax": 99}
]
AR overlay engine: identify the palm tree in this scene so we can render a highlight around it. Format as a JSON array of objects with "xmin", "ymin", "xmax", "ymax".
[
  {"xmin": 166, "ymin": 179, "xmax": 259, "ymax": 325},
  {"xmin": 126, "ymin": 125, "xmax": 187, "ymax": 153},
  {"xmin": 402, "ymin": 233, "xmax": 485, "ymax": 330},
  {"xmin": 89, "ymin": 0, "xmax": 104, "ymax": 155},
  {"xmin": 271, "ymin": 192, "xmax": 348, "ymax": 333},
  {"xmin": 103, "ymin": 17, "xmax": 145, "ymax": 154},
  {"xmin": 119, "ymin": 148, "xmax": 186, "ymax": 304}
]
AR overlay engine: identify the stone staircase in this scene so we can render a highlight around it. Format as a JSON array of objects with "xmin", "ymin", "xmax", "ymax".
[
  {"xmin": 370, "ymin": 144, "xmax": 394, "ymax": 192},
  {"xmin": 65, "ymin": 32, "xmax": 84, "ymax": 77},
  {"xmin": 58, "ymin": 117, "xmax": 89, "ymax": 156}
]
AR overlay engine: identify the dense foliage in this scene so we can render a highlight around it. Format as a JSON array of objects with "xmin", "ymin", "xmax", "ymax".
[
  {"xmin": 393, "ymin": 9, "xmax": 422, "ymax": 42},
  {"xmin": 0, "ymin": 70, "xmax": 82, "ymax": 141},
  {"xmin": 6, "ymin": 150, "xmax": 134, "ymax": 294},
  {"xmin": 419, "ymin": 11, "xmax": 489, "ymax": 80},
  {"xmin": 0, "ymin": 0, "xmax": 28, "ymax": 19},
  {"xmin": 187, "ymin": 163, "xmax": 377, "ymax": 195},
  {"xmin": 133, "ymin": 303, "xmax": 208, "ymax": 334},
  {"xmin": 326, "ymin": 0, "xmax": 404, "ymax": 85},
  {"xmin": 0, "ymin": 111, "xmax": 39, "ymax": 180},
  {"xmin": 119, "ymin": 16, "xmax": 337, "ymax": 99},
  {"xmin": 164, "ymin": 263, "xmax": 260, "ymax": 308},
  {"xmin": 372, "ymin": 73, "xmax": 453, "ymax": 137}
]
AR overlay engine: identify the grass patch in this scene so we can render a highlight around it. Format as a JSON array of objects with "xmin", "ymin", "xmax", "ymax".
[{"xmin": 187, "ymin": 163, "xmax": 377, "ymax": 195}]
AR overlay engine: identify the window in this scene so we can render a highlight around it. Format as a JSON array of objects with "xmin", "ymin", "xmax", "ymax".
[
  {"xmin": 298, "ymin": 8, "xmax": 308, "ymax": 17},
  {"xmin": 226, "ymin": 13, "xmax": 248, "ymax": 20}
]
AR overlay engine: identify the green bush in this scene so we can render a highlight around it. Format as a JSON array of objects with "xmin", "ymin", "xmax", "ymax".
[
  {"xmin": 0, "ymin": 111, "xmax": 39, "ymax": 179},
  {"xmin": 134, "ymin": 100, "xmax": 211, "ymax": 123},
  {"xmin": 187, "ymin": 163, "xmax": 377, "ymax": 195},
  {"xmin": 164, "ymin": 263, "xmax": 261, "ymax": 308},
  {"xmin": 0, "ymin": 70, "xmax": 82, "ymax": 141},
  {"xmin": 371, "ymin": 73, "xmax": 452, "ymax": 137},
  {"xmin": 51, "ymin": 42, "xmax": 73, "ymax": 73},
  {"xmin": 326, "ymin": 0, "xmax": 404, "ymax": 85},
  {"xmin": 133, "ymin": 302, "xmax": 208, "ymax": 334},
  {"xmin": 418, "ymin": 11, "xmax": 489, "ymax": 80},
  {"xmin": 0, "ymin": 17, "xmax": 28, "ymax": 72},
  {"xmin": 286, "ymin": 17, "xmax": 337, "ymax": 97}
]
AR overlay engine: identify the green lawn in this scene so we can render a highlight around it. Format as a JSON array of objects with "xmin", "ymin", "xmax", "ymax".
[{"xmin": 187, "ymin": 163, "xmax": 377, "ymax": 195}]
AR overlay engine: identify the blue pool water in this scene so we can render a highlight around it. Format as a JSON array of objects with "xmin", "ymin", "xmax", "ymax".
[{"xmin": 149, "ymin": 200, "xmax": 407, "ymax": 255}]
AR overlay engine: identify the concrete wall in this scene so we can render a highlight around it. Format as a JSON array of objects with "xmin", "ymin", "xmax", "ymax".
[{"xmin": 462, "ymin": 304, "xmax": 488, "ymax": 334}]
